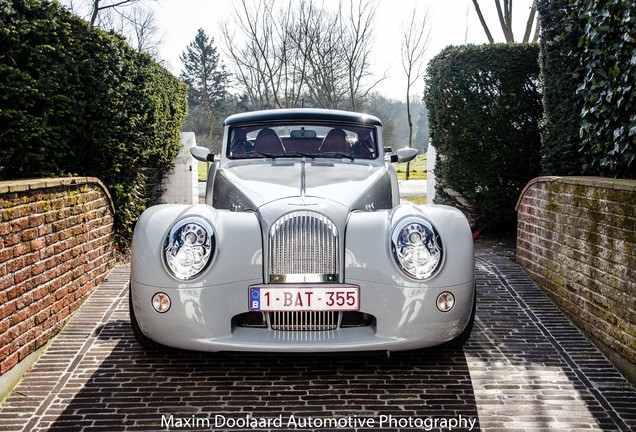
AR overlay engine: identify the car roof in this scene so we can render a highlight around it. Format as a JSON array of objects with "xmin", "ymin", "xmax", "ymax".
[{"xmin": 224, "ymin": 108, "xmax": 382, "ymax": 127}]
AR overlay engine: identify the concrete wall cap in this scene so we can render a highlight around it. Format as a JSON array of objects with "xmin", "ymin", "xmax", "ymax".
[
  {"xmin": 0, "ymin": 177, "xmax": 115, "ymax": 214},
  {"xmin": 516, "ymin": 176, "xmax": 636, "ymax": 211}
]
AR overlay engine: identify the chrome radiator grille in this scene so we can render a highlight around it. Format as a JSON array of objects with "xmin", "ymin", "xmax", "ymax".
[
  {"xmin": 270, "ymin": 311, "xmax": 338, "ymax": 331},
  {"xmin": 269, "ymin": 211, "xmax": 339, "ymax": 282}
]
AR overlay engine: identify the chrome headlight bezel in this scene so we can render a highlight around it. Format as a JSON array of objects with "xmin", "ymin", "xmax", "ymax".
[
  {"xmin": 163, "ymin": 217, "xmax": 216, "ymax": 281},
  {"xmin": 391, "ymin": 216, "xmax": 444, "ymax": 280}
]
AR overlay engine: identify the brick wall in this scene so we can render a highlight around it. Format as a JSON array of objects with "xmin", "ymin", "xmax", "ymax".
[
  {"xmin": 0, "ymin": 178, "xmax": 116, "ymax": 375},
  {"xmin": 516, "ymin": 176, "xmax": 635, "ymax": 366}
]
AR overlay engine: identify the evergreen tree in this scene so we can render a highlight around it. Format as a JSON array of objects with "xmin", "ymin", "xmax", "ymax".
[{"xmin": 180, "ymin": 28, "xmax": 229, "ymax": 150}]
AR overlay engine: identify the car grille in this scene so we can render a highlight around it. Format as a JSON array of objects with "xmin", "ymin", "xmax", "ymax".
[
  {"xmin": 262, "ymin": 211, "xmax": 342, "ymax": 331},
  {"xmin": 270, "ymin": 311, "xmax": 338, "ymax": 331},
  {"xmin": 269, "ymin": 210, "xmax": 339, "ymax": 282}
]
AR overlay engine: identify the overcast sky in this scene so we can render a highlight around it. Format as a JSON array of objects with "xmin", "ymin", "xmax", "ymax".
[{"xmin": 148, "ymin": 0, "xmax": 536, "ymax": 99}]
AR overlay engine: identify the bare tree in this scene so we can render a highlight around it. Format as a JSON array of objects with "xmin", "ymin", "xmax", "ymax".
[
  {"xmin": 340, "ymin": 0, "xmax": 383, "ymax": 110},
  {"xmin": 400, "ymin": 7, "xmax": 430, "ymax": 179},
  {"xmin": 471, "ymin": 0, "xmax": 495, "ymax": 43},
  {"xmin": 121, "ymin": 5, "xmax": 163, "ymax": 56},
  {"xmin": 294, "ymin": 5, "xmax": 351, "ymax": 109},
  {"xmin": 472, "ymin": 0, "xmax": 539, "ymax": 44},
  {"xmin": 63, "ymin": 0, "xmax": 84, "ymax": 15},
  {"xmin": 222, "ymin": 0, "xmax": 382, "ymax": 111},
  {"xmin": 89, "ymin": 0, "xmax": 142, "ymax": 27},
  {"xmin": 522, "ymin": 1, "xmax": 539, "ymax": 43},
  {"xmin": 494, "ymin": 0, "xmax": 514, "ymax": 43},
  {"xmin": 290, "ymin": 0, "xmax": 383, "ymax": 110},
  {"xmin": 59, "ymin": 0, "xmax": 162, "ymax": 57},
  {"xmin": 221, "ymin": 0, "xmax": 306, "ymax": 109}
]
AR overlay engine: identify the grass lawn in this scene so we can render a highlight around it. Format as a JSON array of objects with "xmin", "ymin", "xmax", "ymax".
[
  {"xmin": 404, "ymin": 196, "xmax": 427, "ymax": 205},
  {"xmin": 394, "ymin": 153, "xmax": 427, "ymax": 180},
  {"xmin": 198, "ymin": 161, "xmax": 209, "ymax": 182}
]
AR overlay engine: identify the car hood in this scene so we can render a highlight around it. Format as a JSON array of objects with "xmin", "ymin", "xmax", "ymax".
[{"xmin": 212, "ymin": 161, "xmax": 393, "ymax": 211}]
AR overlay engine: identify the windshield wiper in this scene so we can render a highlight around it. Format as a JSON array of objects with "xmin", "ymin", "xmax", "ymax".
[
  {"xmin": 245, "ymin": 151, "xmax": 278, "ymax": 159},
  {"xmin": 284, "ymin": 151, "xmax": 317, "ymax": 159},
  {"xmin": 321, "ymin": 151, "xmax": 355, "ymax": 161}
]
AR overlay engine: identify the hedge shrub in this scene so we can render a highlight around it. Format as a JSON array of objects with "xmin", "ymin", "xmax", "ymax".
[
  {"xmin": 0, "ymin": 0, "xmax": 187, "ymax": 248},
  {"xmin": 424, "ymin": 44, "xmax": 542, "ymax": 230},
  {"xmin": 536, "ymin": 0, "xmax": 586, "ymax": 176}
]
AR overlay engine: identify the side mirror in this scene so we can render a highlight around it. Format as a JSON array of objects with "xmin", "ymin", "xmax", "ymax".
[
  {"xmin": 390, "ymin": 147, "xmax": 418, "ymax": 163},
  {"xmin": 190, "ymin": 146, "xmax": 214, "ymax": 162}
]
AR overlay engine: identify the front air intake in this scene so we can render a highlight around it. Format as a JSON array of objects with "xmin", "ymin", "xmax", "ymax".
[{"xmin": 269, "ymin": 311, "xmax": 338, "ymax": 331}]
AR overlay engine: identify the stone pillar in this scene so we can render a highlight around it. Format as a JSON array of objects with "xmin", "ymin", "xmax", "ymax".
[
  {"xmin": 162, "ymin": 132, "xmax": 198, "ymax": 205},
  {"xmin": 426, "ymin": 143, "xmax": 436, "ymax": 203}
]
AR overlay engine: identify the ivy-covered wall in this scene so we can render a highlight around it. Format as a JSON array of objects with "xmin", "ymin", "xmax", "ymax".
[
  {"xmin": 575, "ymin": 0, "xmax": 635, "ymax": 178},
  {"xmin": 424, "ymin": 44, "xmax": 542, "ymax": 230},
  {"xmin": 0, "ymin": 0, "xmax": 188, "ymax": 248},
  {"xmin": 537, "ymin": 0, "xmax": 635, "ymax": 179}
]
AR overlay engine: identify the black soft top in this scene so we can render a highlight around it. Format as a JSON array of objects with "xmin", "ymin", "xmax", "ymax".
[{"xmin": 224, "ymin": 108, "xmax": 382, "ymax": 127}]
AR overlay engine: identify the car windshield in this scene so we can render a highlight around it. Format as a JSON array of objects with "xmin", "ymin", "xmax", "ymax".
[{"xmin": 226, "ymin": 122, "xmax": 378, "ymax": 160}]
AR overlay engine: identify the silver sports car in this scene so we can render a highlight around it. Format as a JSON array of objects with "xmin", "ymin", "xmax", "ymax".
[{"xmin": 130, "ymin": 108, "xmax": 475, "ymax": 353}]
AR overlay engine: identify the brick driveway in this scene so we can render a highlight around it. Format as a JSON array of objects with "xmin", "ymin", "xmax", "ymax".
[{"xmin": 1, "ymin": 241, "xmax": 634, "ymax": 431}]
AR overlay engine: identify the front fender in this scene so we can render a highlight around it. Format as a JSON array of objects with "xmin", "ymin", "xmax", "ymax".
[
  {"xmin": 345, "ymin": 204, "xmax": 474, "ymax": 288},
  {"xmin": 345, "ymin": 204, "xmax": 474, "ymax": 341},
  {"xmin": 131, "ymin": 204, "xmax": 263, "ymax": 288}
]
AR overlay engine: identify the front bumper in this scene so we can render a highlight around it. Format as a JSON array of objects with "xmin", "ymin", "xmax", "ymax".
[{"xmin": 130, "ymin": 278, "xmax": 475, "ymax": 352}]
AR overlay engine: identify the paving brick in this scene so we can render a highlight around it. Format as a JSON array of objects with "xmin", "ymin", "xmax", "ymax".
[{"xmin": 0, "ymin": 243, "xmax": 635, "ymax": 432}]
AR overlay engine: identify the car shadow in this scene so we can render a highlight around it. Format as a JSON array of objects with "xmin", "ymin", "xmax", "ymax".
[
  {"xmin": 47, "ymin": 319, "xmax": 480, "ymax": 431},
  {"xmin": 40, "ymin": 245, "xmax": 636, "ymax": 431}
]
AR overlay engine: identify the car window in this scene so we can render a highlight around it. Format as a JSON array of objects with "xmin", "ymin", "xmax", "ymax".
[{"xmin": 227, "ymin": 123, "xmax": 378, "ymax": 160}]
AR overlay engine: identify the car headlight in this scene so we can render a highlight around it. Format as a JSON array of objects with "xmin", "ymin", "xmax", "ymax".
[
  {"xmin": 391, "ymin": 217, "xmax": 443, "ymax": 279},
  {"xmin": 164, "ymin": 217, "xmax": 215, "ymax": 280}
]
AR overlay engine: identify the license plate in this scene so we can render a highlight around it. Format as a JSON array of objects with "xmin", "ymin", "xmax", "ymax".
[{"xmin": 249, "ymin": 285, "xmax": 359, "ymax": 312}]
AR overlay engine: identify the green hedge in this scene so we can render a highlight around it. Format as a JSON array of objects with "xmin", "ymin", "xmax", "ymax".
[
  {"xmin": 537, "ymin": 0, "xmax": 635, "ymax": 179},
  {"xmin": 0, "ymin": 0, "xmax": 187, "ymax": 248},
  {"xmin": 424, "ymin": 44, "xmax": 542, "ymax": 230},
  {"xmin": 536, "ymin": 0, "xmax": 585, "ymax": 176}
]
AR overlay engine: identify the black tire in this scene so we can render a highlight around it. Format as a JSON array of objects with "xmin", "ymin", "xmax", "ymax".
[
  {"xmin": 442, "ymin": 285, "xmax": 476, "ymax": 349},
  {"xmin": 129, "ymin": 286, "xmax": 162, "ymax": 350}
]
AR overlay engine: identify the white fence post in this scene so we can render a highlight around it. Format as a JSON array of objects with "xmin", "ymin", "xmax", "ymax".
[{"xmin": 162, "ymin": 132, "xmax": 198, "ymax": 205}]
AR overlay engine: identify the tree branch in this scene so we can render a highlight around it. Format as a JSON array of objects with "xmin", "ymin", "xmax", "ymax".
[
  {"xmin": 523, "ymin": 0, "xmax": 537, "ymax": 43},
  {"xmin": 90, "ymin": 0, "xmax": 145, "ymax": 27},
  {"xmin": 494, "ymin": 0, "xmax": 513, "ymax": 43},
  {"xmin": 471, "ymin": 0, "xmax": 494, "ymax": 43}
]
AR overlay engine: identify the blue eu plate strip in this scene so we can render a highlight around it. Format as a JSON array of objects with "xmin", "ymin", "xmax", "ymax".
[{"xmin": 250, "ymin": 287, "xmax": 261, "ymax": 311}]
